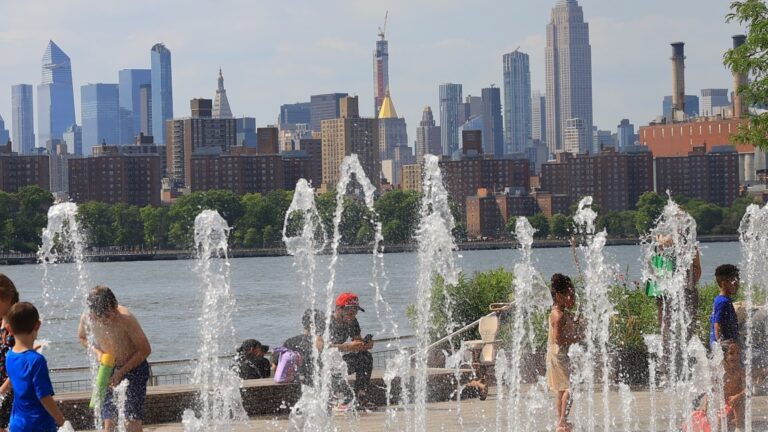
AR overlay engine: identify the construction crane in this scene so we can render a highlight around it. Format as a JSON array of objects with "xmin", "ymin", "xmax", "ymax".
[{"xmin": 378, "ymin": 11, "xmax": 388, "ymax": 40}]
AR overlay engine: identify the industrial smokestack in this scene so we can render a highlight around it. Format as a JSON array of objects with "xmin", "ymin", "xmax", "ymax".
[
  {"xmin": 732, "ymin": 35, "xmax": 748, "ymax": 118},
  {"xmin": 671, "ymin": 42, "xmax": 686, "ymax": 119}
]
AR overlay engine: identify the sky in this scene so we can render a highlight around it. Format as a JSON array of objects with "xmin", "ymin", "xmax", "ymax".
[{"xmin": 0, "ymin": 0, "xmax": 746, "ymax": 145}]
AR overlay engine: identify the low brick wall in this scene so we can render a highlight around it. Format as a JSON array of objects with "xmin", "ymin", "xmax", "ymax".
[{"xmin": 58, "ymin": 368, "xmax": 471, "ymax": 430}]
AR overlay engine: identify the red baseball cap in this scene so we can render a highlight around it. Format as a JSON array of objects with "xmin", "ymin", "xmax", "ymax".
[{"xmin": 335, "ymin": 292, "xmax": 365, "ymax": 312}]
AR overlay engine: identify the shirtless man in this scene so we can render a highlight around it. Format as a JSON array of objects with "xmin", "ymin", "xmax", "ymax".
[{"xmin": 78, "ymin": 285, "xmax": 151, "ymax": 432}]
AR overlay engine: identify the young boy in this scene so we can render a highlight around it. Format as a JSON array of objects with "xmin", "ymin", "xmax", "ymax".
[
  {"xmin": 0, "ymin": 274, "xmax": 20, "ymax": 431},
  {"xmin": 721, "ymin": 340, "xmax": 746, "ymax": 431},
  {"xmin": 236, "ymin": 339, "xmax": 272, "ymax": 379},
  {"xmin": 710, "ymin": 264, "xmax": 740, "ymax": 347},
  {"xmin": 5, "ymin": 302, "xmax": 65, "ymax": 431},
  {"xmin": 546, "ymin": 274, "xmax": 583, "ymax": 432},
  {"xmin": 78, "ymin": 285, "xmax": 151, "ymax": 432}
]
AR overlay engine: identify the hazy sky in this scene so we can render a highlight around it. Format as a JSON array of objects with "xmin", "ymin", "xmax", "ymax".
[{"xmin": 0, "ymin": 0, "xmax": 745, "ymax": 143}]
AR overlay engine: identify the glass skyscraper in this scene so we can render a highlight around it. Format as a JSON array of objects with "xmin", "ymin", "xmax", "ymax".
[
  {"xmin": 119, "ymin": 69, "xmax": 152, "ymax": 144},
  {"xmin": 481, "ymin": 86, "xmax": 504, "ymax": 157},
  {"xmin": 37, "ymin": 40, "xmax": 76, "ymax": 148},
  {"xmin": 151, "ymin": 43, "xmax": 173, "ymax": 144},
  {"xmin": 11, "ymin": 84, "xmax": 35, "ymax": 154},
  {"xmin": 503, "ymin": 50, "xmax": 532, "ymax": 155},
  {"xmin": 0, "ymin": 115, "xmax": 9, "ymax": 146},
  {"xmin": 439, "ymin": 83, "xmax": 462, "ymax": 157},
  {"xmin": 81, "ymin": 84, "xmax": 120, "ymax": 155}
]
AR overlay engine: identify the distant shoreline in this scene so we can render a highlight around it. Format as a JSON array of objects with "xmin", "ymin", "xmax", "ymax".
[{"xmin": 0, "ymin": 234, "xmax": 739, "ymax": 266}]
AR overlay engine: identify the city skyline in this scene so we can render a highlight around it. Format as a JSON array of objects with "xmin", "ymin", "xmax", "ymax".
[{"xmin": 0, "ymin": 0, "xmax": 744, "ymax": 150}]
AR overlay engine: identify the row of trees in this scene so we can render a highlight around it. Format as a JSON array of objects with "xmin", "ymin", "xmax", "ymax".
[
  {"xmin": 0, "ymin": 186, "xmax": 759, "ymax": 253},
  {"xmin": 501, "ymin": 192, "xmax": 758, "ymax": 240}
]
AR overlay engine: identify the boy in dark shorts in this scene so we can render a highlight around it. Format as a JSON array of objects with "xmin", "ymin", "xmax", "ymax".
[
  {"xmin": 5, "ymin": 302, "xmax": 65, "ymax": 431},
  {"xmin": 78, "ymin": 286, "xmax": 151, "ymax": 432},
  {"xmin": 710, "ymin": 264, "xmax": 740, "ymax": 347}
]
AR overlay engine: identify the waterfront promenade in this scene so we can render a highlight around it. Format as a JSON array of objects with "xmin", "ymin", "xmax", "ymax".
[{"xmin": 83, "ymin": 387, "xmax": 768, "ymax": 431}]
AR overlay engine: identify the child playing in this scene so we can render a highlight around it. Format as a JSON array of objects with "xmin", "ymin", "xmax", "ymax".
[
  {"xmin": 0, "ymin": 274, "xmax": 19, "ymax": 432},
  {"xmin": 720, "ymin": 340, "xmax": 746, "ymax": 432},
  {"xmin": 78, "ymin": 285, "xmax": 151, "ymax": 432},
  {"xmin": 710, "ymin": 264, "xmax": 740, "ymax": 347},
  {"xmin": 4, "ymin": 302, "xmax": 65, "ymax": 431},
  {"xmin": 547, "ymin": 274, "xmax": 583, "ymax": 432}
]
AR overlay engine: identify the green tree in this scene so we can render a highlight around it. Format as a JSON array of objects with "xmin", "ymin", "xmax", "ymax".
[
  {"xmin": 635, "ymin": 191, "xmax": 666, "ymax": 235},
  {"xmin": 375, "ymin": 190, "xmax": 420, "ymax": 244},
  {"xmin": 0, "ymin": 192, "xmax": 18, "ymax": 251},
  {"xmin": 243, "ymin": 228, "xmax": 261, "ymax": 247},
  {"xmin": 14, "ymin": 186, "xmax": 53, "ymax": 252},
  {"xmin": 168, "ymin": 190, "xmax": 244, "ymax": 248},
  {"xmin": 504, "ymin": 216, "xmax": 518, "ymax": 238},
  {"xmin": 77, "ymin": 201, "xmax": 115, "ymax": 248},
  {"xmin": 684, "ymin": 200, "xmax": 724, "ymax": 235},
  {"xmin": 598, "ymin": 210, "xmax": 639, "ymax": 238},
  {"xmin": 528, "ymin": 213, "xmax": 550, "ymax": 239},
  {"xmin": 715, "ymin": 195, "xmax": 757, "ymax": 234},
  {"xmin": 549, "ymin": 213, "xmax": 572, "ymax": 239},
  {"xmin": 140, "ymin": 205, "xmax": 170, "ymax": 248},
  {"xmin": 724, "ymin": 0, "xmax": 768, "ymax": 149},
  {"xmin": 262, "ymin": 225, "xmax": 276, "ymax": 248},
  {"xmin": 112, "ymin": 204, "xmax": 144, "ymax": 248}
]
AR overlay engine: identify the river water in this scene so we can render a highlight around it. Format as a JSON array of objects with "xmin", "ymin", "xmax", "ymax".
[{"xmin": 0, "ymin": 242, "xmax": 740, "ymax": 368}]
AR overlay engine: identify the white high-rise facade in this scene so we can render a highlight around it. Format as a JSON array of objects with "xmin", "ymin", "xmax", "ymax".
[
  {"xmin": 212, "ymin": 69, "xmax": 233, "ymax": 119},
  {"xmin": 503, "ymin": 50, "xmax": 532, "ymax": 154},
  {"xmin": 531, "ymin": 90, "xmax": 546, "ymax": 145},
  {"xmin": 545, "ymin": 0, "xmax": 593, "ymax": 155},
  {"xmin": 439, "ymin": 83, "xmax": 463, "ymax": 156}
]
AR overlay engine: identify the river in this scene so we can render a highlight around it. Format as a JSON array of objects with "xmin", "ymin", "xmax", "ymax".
[{"xmin": 0, "ymin": 241, "xmax": 742, "ymax": 368}]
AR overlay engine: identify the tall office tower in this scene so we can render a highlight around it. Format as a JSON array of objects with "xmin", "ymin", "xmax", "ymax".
[
  {"xmin": 63, "ymin": 124, "xmax": 82, "ymax": 156},
  {"xmin": 545, "ymin": 0, "xmax": 594, "ymax": 154},
  {"xmin": 378, "ymin": 91, "xmax": 408, "ymax": 160},
  {"xmin": 503, "ymin": 50, "xmax": 532, "ymax": 154},
  {"xmin": 11, "ymin": 84, "xmax": 35, "ymax": 154},
  {"xmin": 481, "ymin": 86, "xmax": 504, "ymax": 157},
  {"xmin": 139, "ymin": 84, "xmax": 152, "ymax": 135},
  {"xmin": 212, "ymin": 69, "xmax": 233, "ymax": 119},
  {"xmin": 700, "ymin": 89, "xmax": 730, "ymax": 117},
  {"xmin": 662, "ymin": 95, "xmax": 699, "ymax": 119},
  {"xmin": 564, "ymin": 118, "xmax": 587, "ymax": 154},
  {"xmin": 0, "ymin": 115, "xmax": 9, "ymax": 145},
  {"xmin": 279, "ymin": 102, "xmax": 311, "ymax": 127},
  {"xmin": 118, "ymin": 69, "xmax": 151, "ymax": 144},
  {"xmin": 531, "ymin": 90, "xmax": 546, "ymax": 145},
  {"xmin": 415, "ymin": 106, "xmax": 442, "ymax": 163},
  {"xmin": 463, "ymin": 95, "xmax": 483, "ymax": 122},
  {"xmin": 81, "ymin": 84, "xmax": 120, "ymax": 155},
  {"xmin": 37, "ymin": 40, "xmax": 76, "ymax": 148},
  {"xmin": 151, "ymin": 43, "xmax": 173, "ymax": 144},
  {"xmin": 373, "ymin": 23, "xmax": 389, "ymax": 117},
  {"xmin": 321, "ymin": 96, "xmax": 380, "ymax": 190},
  {"xmin": 616, "ymin": 119, "xmax": 635, "ymax": 151},
  {"xmin": 236, "ymin": 117, "xmax": 257, "ymax": 147},
  {"xmin": 310, "ymin": 93, "xmax": 348, "ymax": 131},
  {"xmin": 440, "ymin": 83, "xmax": 463, "ymax": 156}
]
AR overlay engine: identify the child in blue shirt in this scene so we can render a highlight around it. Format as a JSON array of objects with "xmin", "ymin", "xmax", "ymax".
[
  {"xmin": 710, "ymin": 264, "xmax": 740, "ymax": 347},
  {"xmin": 4, "ymin": 302, "xmax": 64, "ymax": 431}
]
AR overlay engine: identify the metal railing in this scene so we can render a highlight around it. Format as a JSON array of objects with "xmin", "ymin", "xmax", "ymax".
[{"xmin": 51, "ymin": 335, "xmax": 416, "ymax": 394}]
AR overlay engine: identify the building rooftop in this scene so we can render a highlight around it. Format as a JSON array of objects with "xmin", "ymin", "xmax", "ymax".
[{"xmin": 378, "ymin": 91, "xmax": 398, "ymax": 119}]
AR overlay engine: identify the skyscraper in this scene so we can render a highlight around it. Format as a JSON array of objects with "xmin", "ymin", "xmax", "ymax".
[
  {"xmin": 310, "ymin": 93, "xmax": 348, "ymax": 131},
  {"xmin": 37, "ymin": 40, "xmax": 76, "ymax": 148},
  {"xmin": 531, "ymin": 90, "xmax": 546, "ymax": 146},
  {"xmin": 415, "ymin": 106, "xmax": 441, "ymax": 163},
  {"xmin": 616, "ymin": 119, "xmax": 635, "ymax": 151},
  {"xmin": 503, "ymin": 50, "xmax": 532, "ymax": 154},
  {"xmin": 481, "ymin": 87, "xmax": 504, "ymax": 156},
  {"xmin": 378, "ymin": 91, "xmax": 408, "ymax": 160},
  {"xmin": 373, "ymin": 25, "xmax": 389, "ymax": 117},
  {"xmin": 279, "ymin": 102, "xmax": 311, "ymax": 127},
  {"xmin": 0, "ymin": 115, "xmax": 9, "ymax": 146},
  {"xmin": 81, "ymin": 84, "xmax": 120, "ymax": 155},
  {"xmin": 11, "ymin": 84, "xmax": 35, "ymax": 154},
  {"xmin": 151, "ymin": 43, "xmax": 173, "ymax": 144},
  {"xmin": 118, "ymin": 69, "xmax": 152, "ymax": 144},
  {"xmin": 63, "ymin": 124, "xmax": 82, "ymax": 156},
  {"xmin": 212, "ymin": 69, "xmax": 233, "ymax": 119},
  {"xmin": 545, "ymin": 0, "xmax": 594, "ymax": 154},
  {"xmin": 439, "ymin": 83, "xmax": 462, "ymax": 157},
  {"xmin": 662, "ymin": 95, "xmax": 699, "ymax": 119},
  {"xmin": 700, "ymin": 89, "xmax": 730, "ymax": 117},
  {"xmin": 139, "ymin": 84, "xmax": 152, "ymax": 135}
]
